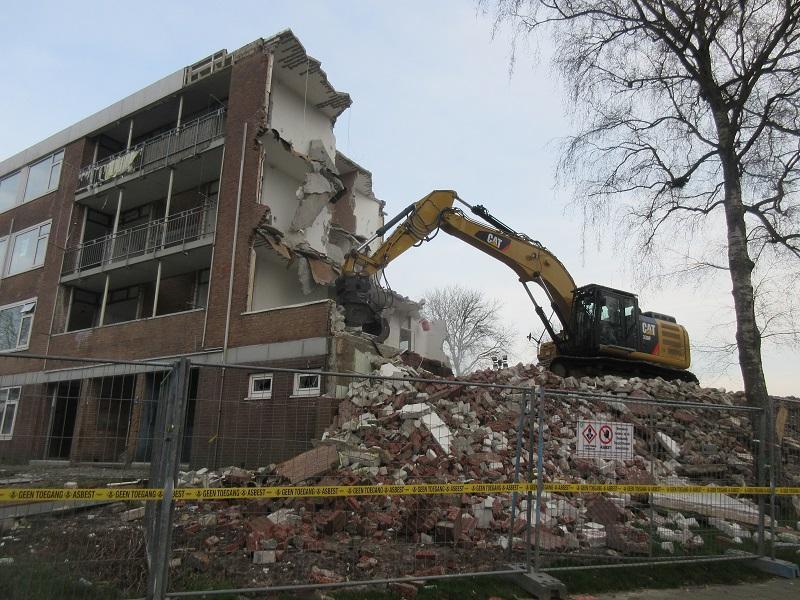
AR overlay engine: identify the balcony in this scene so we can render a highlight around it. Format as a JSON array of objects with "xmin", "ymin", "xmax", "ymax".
[
  {"xmin": 77, "ymin": 109, "xmax": 226, "ymax": 191},
  {"xmin": 62, "ymin": 203, "xmax": 216, "ymax": 280}
]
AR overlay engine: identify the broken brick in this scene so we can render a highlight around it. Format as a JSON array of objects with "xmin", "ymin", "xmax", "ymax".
[{"xmin": 276, "ymin": 445, "xmax": 339, "ymax": 484}]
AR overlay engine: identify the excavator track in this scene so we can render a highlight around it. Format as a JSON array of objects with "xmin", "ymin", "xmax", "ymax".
[{"xmin": 549, "ymin": 355, "xmax": 698, "ymax": 383}]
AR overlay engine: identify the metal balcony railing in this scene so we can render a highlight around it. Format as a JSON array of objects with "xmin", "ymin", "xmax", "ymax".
[
  {"xmin": 77, "ymin": 109, "xmax": 226, "ymax": 190},
  {"xmin": 61, "ymin": 203, "xmax": 216, "ymax": 277}
]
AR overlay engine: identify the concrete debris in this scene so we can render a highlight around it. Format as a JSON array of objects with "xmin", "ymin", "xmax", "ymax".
[
  {"xmin": 138, "ymin": 359, "xmax": 798, "ymax": 585},
  {"xmin": 420, "ymin": 410, "xmax": 452, "ymax": 454},
  {"xmin": 120, "ymin": 507, "xmax": 145, "ymax": 522},
  {"xmin": 657, "ymin": 432, "xmax": 681, "ymax": 458},
  {"xmin": 253, "ymin": 550, "xmax": 277, "ymax": 564}
]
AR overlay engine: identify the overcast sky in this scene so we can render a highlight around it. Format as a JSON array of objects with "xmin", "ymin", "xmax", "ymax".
[{"xmin": 1, "ymin": 1, "xmax": 797, "ymax": 394}]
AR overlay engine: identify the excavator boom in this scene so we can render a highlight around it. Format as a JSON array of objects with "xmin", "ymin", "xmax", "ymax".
[
  {"xmin": 336, "ymin": 190, "xmax": 694, "ymax": 381},
  {"xmin": 340, "ymin": 190, "xmax": 575, "ymax": 335}
]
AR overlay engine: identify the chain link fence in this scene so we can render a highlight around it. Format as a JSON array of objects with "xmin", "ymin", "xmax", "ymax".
[
  {"xmin": 535, "ymin": 387, "xmax": 766, "ymax": 570},
  {"xmin": 771, "ymin": 397, "xmax": 800, "ymax": 558},
  {"xmin": 0, "ymin": 354, "xmax": 797, "ymax": 599}
]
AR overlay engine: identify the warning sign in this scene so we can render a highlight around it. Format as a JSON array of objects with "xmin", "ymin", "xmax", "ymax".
[{"xmin": 577, "ymin": 420, "xmax": 633, "ymax": 460}]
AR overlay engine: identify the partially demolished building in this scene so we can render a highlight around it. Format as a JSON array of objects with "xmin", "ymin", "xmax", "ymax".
[{"xmin": 0, "ymin": 30, "xmax": 446, "ymax": 466}]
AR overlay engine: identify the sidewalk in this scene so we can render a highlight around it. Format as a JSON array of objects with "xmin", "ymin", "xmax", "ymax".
[{"xmin": 576, "ymin": 578, "xmax": 798, "ymax": 600}]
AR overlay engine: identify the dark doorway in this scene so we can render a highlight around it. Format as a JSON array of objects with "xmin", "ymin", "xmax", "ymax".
[
  {"xmin": 95, "ymin": 375, "xmax": 136, "ymax": 462},
  {"xmin": 47, "ymin": 381, "xmax": 80, "ymax": 459}
]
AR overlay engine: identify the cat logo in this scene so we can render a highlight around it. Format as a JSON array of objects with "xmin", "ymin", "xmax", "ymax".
[
  {"xmin": 475, "ymin": 230, "xmax": 511, "ymax": 252},
  {"xmin": 642, "ymin": 322, "xmax": 656, "ymax": 336}
]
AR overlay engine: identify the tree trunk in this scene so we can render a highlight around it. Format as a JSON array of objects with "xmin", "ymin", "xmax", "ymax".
[{"xmin": 718, "ymin": 140, "xmax": 770, "ymax": 408}]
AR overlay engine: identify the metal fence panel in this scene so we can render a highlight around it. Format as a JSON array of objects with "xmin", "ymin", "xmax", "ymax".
[
  {"xmin": 535, "ymin": 386, "xmax": 765, "ymax": 570},
  {"xmin": 1, "ymin": 354, "xmax": 789, "ymax": 598},
  {"xmin": 0, "ymin": 357, "xmax": 171, "ymax": 599},
  {"xmin": 162, "ymin": 362, "xmax": 534, "ymax": 596},
  {"xmin": 771, "ymin": 398, "xmax": 800, "ymax": 557}
]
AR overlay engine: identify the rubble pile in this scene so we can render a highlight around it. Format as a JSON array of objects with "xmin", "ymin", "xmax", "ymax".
[{"xmin": 164, "ymin": 360, "xmax": 800, "ymax": 585}]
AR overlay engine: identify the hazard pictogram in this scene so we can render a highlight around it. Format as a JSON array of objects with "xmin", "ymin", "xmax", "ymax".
[
  {"xmin": 599, "ymin": 425, "xmax": 613, "ymax": 445},
  {"xmin": 582, "ymin": 423, "xmax": 597, "ymax": 444}
]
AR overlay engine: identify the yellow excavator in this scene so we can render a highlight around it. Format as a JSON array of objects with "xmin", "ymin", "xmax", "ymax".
[{"xmin": 335, "ymin": 190, "xmax": 696, "ymax": 382}]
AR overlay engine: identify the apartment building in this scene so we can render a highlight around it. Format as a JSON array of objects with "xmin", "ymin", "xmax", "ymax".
[{"xmin": 0, "ymin": 31, "xmax": 447, "ymax": 467}]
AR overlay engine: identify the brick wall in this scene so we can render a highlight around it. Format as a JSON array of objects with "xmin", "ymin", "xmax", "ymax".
[
  {"xmin": 48, "ymin": 310, "xmax": 206, "ymax": 360},
  {"xmin": 0, "ymin": 139, "xmax": 86, "ymax": 373},
  {"xmin": 229, "ymin": 300, "xmax": 331, "ymax": 347},
  {"xmin": 0, "ymin": 384, "xmax": 49, "ymax": 464},
  {"xmin": 203, "ymin": 49, "xmax": 271, "ymax": 349},
  {"xmin": 189, "ymin": 356, "xmax": 337, "ymax": 469}
]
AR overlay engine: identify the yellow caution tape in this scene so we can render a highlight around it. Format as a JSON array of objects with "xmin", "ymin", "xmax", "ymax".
[
  {"xmin": 0, "ymin": 488, "xmax": 163, "ymax": 502},
  {"xmin": 2, "ymin": 482, "xmax": 800, "ymax": 502}
]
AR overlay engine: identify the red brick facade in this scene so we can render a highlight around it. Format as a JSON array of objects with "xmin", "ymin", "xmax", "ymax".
[{"xmin": 0, "ymin": 48, "xmax": 343, "ymax": 466}]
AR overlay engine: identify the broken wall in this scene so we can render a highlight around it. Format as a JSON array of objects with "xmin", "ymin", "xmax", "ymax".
[
  {"xmin": 248, "ymin": 41, "xmax": 445, "ymax": 366},
  {"xmin": 250, "ymin": 247, "xmax": 328, "ymax": 311},
  {"xmin": 269, "ymin": 79, "xmax": 336, "ymax": 162}
]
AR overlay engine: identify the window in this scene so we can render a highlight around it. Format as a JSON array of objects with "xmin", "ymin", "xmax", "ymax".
[
  {"xmin": 0, "ymin": 237, "xmax": 8, "ymax": 272},
  {"xmin": 7, "ymin": 222, "xmax": 50, "ymax": 276},
  {"xmin": 0, "ymin": 299, "xmax": 36, "ymax": 352},
  {"xmin": 248, "ymin": 374, "xmax": 273, "ymax": 400},
  {"xmin": 23, "ymin": 150, "xmax": 63, "ymax": 202},
  {"xmin": 0, "ymin": 150, "xmax": 65, "ymax": 214},
  {"xmin": 293, "ymin": 373, "xmax": 321, "ymax": 397},
  {"xmin": 0, "ymin": 387, "xmax": 20, "ymax": 439},
  {"xmin": 0, "ymin": 172, "xmax": 21, "ymax": 213}
]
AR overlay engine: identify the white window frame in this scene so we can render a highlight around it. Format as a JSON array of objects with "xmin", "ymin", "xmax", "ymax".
[
  {"xmin": 0, "ymin": 297, "xmax": 37, "ymax": 353},
  {"xmin": 0, "ymin": 386, "xmax": 21, "ymax": 440},
  {"xmin": 292, "ymin": 373, "xmax": 321, "ymax": 398},
  {"xmin": 247, "ymin": 373, "xmax": 273, "ymax": 400},
  {"xmin": 0, "ymin": 149, "xmax": 64, "ymax": 215},
  {"xmin": 5, "ymin": 220, "xmax": 51, "ymax": 277}
]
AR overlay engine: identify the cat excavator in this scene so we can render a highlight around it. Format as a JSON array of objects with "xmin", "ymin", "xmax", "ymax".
[{"xmin": 335, "ymin": 190, "xmax": 696, "ymax": 382}]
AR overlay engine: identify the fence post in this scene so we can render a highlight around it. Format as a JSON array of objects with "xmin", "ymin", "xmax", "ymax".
[
  {"xmin": 509, "ymin": 390, "xmax": 528, "ymax": 561},
  {"xmin": 757, "ymin": 403, "xmax": 767, "ymax": 556},
  {"xmin": 532, "ymin": 386, "xmax": 546, "ymax": 572},
  {"xmin": 146, "ymin": 358, "xmax": 191, "ymax": 600},
  {"xmin": 768, "ymin": 397, "xmax": 777, "ymax": 560},
  {"xmin": 523, "ymin": 388, "xmax": 534, "ymax": 572}
]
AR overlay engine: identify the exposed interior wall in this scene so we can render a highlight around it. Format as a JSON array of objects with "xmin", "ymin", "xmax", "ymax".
[
  {"xmin": 269, "ymin": 79, "xmax": 336, "ymax": 162},
  {"xmin": 385, "ymin": 305, "xmax": 448, "ymax": 365},
  {"xmin": 251, "ymin": 246, "xmax": 327, "ymax": 311},
  {"xmin": 412, "ymin": 318, "xmax": 449, "ymax": 364},
  {"xmin": 353, "ymin": 186, "xmax": 382, "ymax": 239},
  {"xmin": 261, "ymin": 163, "xmax": 303, "ymax": 233}
]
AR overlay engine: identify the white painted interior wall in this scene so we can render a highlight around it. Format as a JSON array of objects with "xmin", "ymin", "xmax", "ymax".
[
  {"xmin": 385, "ymin": 309, "xmax": 449, "ymax": 365},
  {"xmin": 353, "ymin": 187, "xmax": 382, "ymax": 238},
  {"xmin": 251, "ymin": 247, "xmax": 327, "ymax": 311},
  {"xmin": 261, "ymin": 163, "xmax": 302, "ymax": 231},
  {"xmin": 269, "ymin": 79, "xmax": 336, "ymax": 161}
]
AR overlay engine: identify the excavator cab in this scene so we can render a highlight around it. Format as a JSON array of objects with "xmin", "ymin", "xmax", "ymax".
[{"xmin": 568, "ymin": 285, "xmax": 639, "ymax": 355}]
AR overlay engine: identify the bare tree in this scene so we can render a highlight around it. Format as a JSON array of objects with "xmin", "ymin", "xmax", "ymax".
[
  {"xmin": 485, "ymin": 0, "xmax": 800, "ymax": 406},
  {"xmin": 422, "ymin": 285, "xmax": 514, "ymax": 375}
]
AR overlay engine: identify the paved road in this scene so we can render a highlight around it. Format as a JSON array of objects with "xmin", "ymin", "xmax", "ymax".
[{"xmin": 574, "ymin": 578, "xmax": 798, "ymax": 600}]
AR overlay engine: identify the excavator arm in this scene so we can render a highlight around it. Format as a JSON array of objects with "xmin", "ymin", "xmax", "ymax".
[{"xmin": 336, "ymin": 190, "xmax": 577, "ymax": 344}]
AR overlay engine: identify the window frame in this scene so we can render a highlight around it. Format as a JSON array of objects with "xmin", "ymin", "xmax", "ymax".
[
  {"xmin": 0, "ymin": 171, "xmax": 22, "ymax": 213},
  {"xmin": 247, "ymin": 373, "xmax": 273, "ymax": 400},
  {"xmin": 5, "ymin": 220, "xmax": 51, "ymax": 277},
  {"xmin": 292, "ymin": 373, "xmax": 321, "ymax": 398},
  {"xmin": 0, "ymin": 149, "xmax": 65, "ymax": 215},
  {"xmin": 0, "ymin": 386, "xmax": 21, "ymax": 440},
  {"xmin": 0, "ymin": 298, "xmax": 37, "ymax": 353}
]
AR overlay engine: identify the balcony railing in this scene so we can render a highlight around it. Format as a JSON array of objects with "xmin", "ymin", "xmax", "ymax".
[
  {"xmin": 78, "ymin": 108, "xmax": 226, "ymax": 190},
  {"xmin": 62, "ymin": 203, "xmax": 217, "ymax": 277}
]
